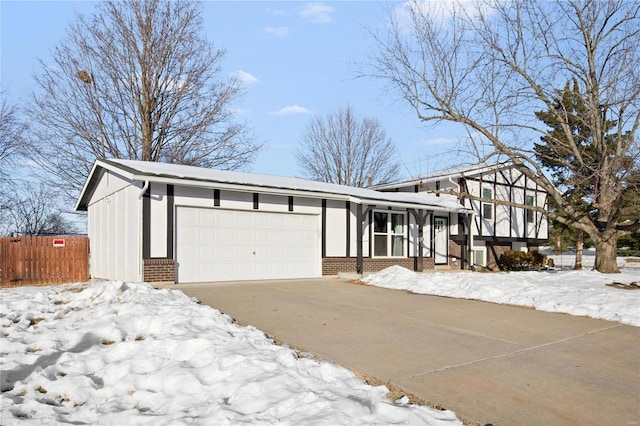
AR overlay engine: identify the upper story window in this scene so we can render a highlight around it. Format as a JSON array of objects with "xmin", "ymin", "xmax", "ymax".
[
  {"xmin": 525, "ymin": 195, "xmax": 535, "ymax": 223},
  {"xmin": 482, "ymin": 187, "xmax": 493, "ymax": 220},
  {"xmin": 373, "ymin": 211, "xmax": 406, "ymax": 257}
]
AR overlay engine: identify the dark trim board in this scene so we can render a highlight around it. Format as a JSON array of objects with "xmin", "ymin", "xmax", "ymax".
[
  {"xmin": 345, "ymin": 201, "xmax": 351, "ymax": 257},
  {"xmin": 321, "ymin": 199, "xmax": 327, "ymax": 258},
  {"xmin": 463, "ymin": 175, "xmax": 548, "ymax": 194},
  {"xmin": 143, "ymin": 187, "xmax": 151, "ymax": 259},
  {"xmin": 167, "ymin": 185, "xmax": 174, "ymax": 259},
  {"xmin": 473, "ymin": 236, "xmax": 550, "ymax": 245}
]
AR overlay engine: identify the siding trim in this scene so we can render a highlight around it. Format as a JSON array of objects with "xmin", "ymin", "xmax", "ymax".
[
  {"xmin": 142, "ymin": 186, "xmax": 151, "ymax": 260},
  {"xmin": 345, "ymin": 201, "xmax": 351, "ymax": 257},
  {"xmin": 167, "ymin": 184, "xmax": 174, "ymax": 259},
  {"xmin": 321, "ymin": 199, "xmax": 327, "ymax": 258}
]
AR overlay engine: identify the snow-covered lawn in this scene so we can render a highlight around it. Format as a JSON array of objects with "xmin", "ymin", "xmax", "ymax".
[
  {"xmin": 0, "ymin": 281, "xmax": 460, "ymax": 425},
  {"xmin": 364, "ymin": 267, "xmax": 640, "ymax": 327},
  {"xmin": 2, "ymin": 268, "xmax": 638, "ymax": 425}
]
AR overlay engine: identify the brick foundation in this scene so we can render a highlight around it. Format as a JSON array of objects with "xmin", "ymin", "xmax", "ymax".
[
  {"xmin": 448, "ymin": 241, "xmax": 463, "ymax": 270},
  {"xmin": 143, "ymin": 259, "xmax": 175, "ymax": 283},
  {"xmin": 486, "ymin": 243, "xmax": 512, "ymax": 269},
  {"xmin": 322, "ymin": 257, "xmax": 435, "ymax": 275}
]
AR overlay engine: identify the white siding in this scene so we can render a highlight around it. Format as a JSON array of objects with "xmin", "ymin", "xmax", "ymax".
[
  {"xmin": 325, "ymin": 200, "xmax": 347, "ymax": 257},
  {"xmin": 512, "ymin": 183, "xmax": 525, "ymax": 239},
  {"xmin": 87, "ymin": 176, "xmax": 140, "ymax": 282},
  {"xmin": 495, "ymin": 183, "xmax": 511, "ymax": 237},
  {"xmin": 149, "ymin": 183, "xmax": 168, "ymax": 258}
]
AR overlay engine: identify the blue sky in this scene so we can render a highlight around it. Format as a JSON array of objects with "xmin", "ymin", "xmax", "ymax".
[{"xmin": 1, "ymin": 1, "xmax": 464, "ymax": 180}]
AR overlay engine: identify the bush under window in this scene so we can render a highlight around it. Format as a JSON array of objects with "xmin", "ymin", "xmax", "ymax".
[{"xmin": 498, "ymin": 250, "xmax": 548, "ymax": 271}]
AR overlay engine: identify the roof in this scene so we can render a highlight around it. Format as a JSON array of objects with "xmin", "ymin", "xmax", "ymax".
[
  {"xmin": 75, "ymin": 159, "xmax": 471, "ymax": 214},
  {"xmin": 374, "ymin": 161, "xmax": 515, "ymax": 190}
]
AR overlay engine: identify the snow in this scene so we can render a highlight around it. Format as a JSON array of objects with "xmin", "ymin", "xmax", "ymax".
[
  {"xmin": 363, "ymin": 267, "xmax": 640, "ymax": 327},
  {"xmin": 0, "ymin": 281, "xmax": 461, "ymax": 425}
]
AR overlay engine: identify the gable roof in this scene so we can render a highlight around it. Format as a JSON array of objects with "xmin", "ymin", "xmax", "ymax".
[
  {"xmin": 373, "ymin": 161, "xmax": 515, "ymax": 191},
  {"xmin": 75, "ymin": 159, "xmax": 471, "ymax": 213}
]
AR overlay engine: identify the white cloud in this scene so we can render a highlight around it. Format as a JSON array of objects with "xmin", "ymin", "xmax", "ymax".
[
  {"xmin": 233, "ymin": 70, "xmax": 259, "ymax": 86},
  {"xmin": 393, "ymin": 0, "xmax": 494, "ymax": 30},
  {"xmin": 422, "ymin": 137, "xmax": 455, "ymax": 145},
  {"xmin": 264, "ymin": 26, "xmax": 289, "ymax": 37},
  {"xmin": 299, "ymin": 2, "xmax": 335, "ymax": 24},
  {"xmin": 270, "ymin": 105, "xmax": 313, "ymax": 115}
]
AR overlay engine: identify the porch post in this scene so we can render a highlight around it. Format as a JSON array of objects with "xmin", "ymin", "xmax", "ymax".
[{"xmin": 408, "ymin": 209, "xmax": 428, "ymax": 272}]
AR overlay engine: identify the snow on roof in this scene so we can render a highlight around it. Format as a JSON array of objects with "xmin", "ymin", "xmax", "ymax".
[
  {"xmin": 374, "ymin": 161, "xmax": 514, "ymax": 190},
  {"xmin": 76, "ymin": 159, "xmax": 470, "ymax": 213}
]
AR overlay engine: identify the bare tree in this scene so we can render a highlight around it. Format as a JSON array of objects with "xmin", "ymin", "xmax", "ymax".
[
  {"xmin": 3, "ymin": 184, "xmax": 77, "ymax": 236},
  {"xmin": 26, "ymin": 0, "xmax": 261, "ymax": 201},
  {"xmin": 370, "ymin": 0, "xmax": 640, "ymax": 272},
  {"xmin": 297, "ymin": 105, "xmax": 400, "ymax": 187},
  {"xmin": 0, "ymin": 96, "xmax": 25, "ymax": 184}
]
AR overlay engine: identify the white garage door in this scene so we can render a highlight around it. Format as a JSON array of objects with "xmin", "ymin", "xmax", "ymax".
[{"xmin": 176, "ymin": 207, "xmax": 320, "ymax": 283}]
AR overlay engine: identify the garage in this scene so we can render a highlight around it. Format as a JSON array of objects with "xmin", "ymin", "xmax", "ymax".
[{"xmin": 176, "ymin": 207, "xmax": 320, "ymax": 283}]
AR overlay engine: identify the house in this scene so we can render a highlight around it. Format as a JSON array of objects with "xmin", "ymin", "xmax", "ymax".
[
  {"xmin": 75, "ymin": 159, "xmax": 474, "ymax": 283},
  {"xmin": 375, "ymin": 162, "xmax": 549, "ymax": 269}
]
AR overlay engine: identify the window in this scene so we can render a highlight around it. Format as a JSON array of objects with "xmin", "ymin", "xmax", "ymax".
[
  {"xmin": 482, "ymin": 187, "xmax": 493, "ymax": 220},
  {"xmin": 373, "ymin": 211, "xmax": 406, "ymax": 257},
  {"xmin": 525, "ymin": 195, "xmax": 535, "ymax": 223},
  {"xmin": 474, "ymin": 249, "xmax": 486, "ymax": 267}
]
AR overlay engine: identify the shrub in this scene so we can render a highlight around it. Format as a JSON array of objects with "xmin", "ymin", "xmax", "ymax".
[{"xmin": 498, "ymin": 250, "xmax": 548, "ymax": 271}]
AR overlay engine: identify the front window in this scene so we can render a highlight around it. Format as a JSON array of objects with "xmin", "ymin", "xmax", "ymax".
[
  {"xmin": 525, "ymin": 195, "xmax": 535, "ymax": 223},
  {"xmin": 373, "ymin": 212, "xmax": 406, "ymax": 257},
  {"xmin": 482, "ymin": 188, "xmax": 493, "ymax": 220}
]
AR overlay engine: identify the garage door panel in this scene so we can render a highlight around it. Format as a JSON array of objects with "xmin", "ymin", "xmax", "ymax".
[{"xmin": 176, "ymin": 207, "xmax": 319, "ymax": 283}]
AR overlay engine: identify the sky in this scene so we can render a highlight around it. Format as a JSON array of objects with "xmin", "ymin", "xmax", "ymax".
[{"xmin": 0, "ymin": 0, "xmax": 466, "ymax": 182}]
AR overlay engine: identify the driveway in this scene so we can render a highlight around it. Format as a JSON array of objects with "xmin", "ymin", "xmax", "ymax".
[{"xmin": 169, "ymin": 278, "xmax": 640, "ymax": 426}]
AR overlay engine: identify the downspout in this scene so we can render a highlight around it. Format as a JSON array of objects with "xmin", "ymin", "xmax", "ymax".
[
  {"xmin": 138, "ymin": 180, "xmax": 149, "ymax": 282},
  {"xmin": 138, "ymin": 180, "xmax": 150, "ymax": 199}
]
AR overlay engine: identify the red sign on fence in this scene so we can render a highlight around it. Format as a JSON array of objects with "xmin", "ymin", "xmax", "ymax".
[{"xmin": 53, "ymin": 238, "xmax": 65, "ymax": 247}]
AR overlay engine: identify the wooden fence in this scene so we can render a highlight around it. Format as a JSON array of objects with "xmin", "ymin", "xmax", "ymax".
[{"xmin": 0, "ymin": 236, "xmax": 89, "ymax": 286}]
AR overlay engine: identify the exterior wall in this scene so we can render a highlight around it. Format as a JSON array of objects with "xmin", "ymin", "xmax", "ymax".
[
  {"xmin": 88, "ymin": 172, "xmax": 465, "ymax": 281},
  {"xmin": 143, "ymin": 259, "xmax": 175, "ymax": 282},
  {"xmin": 87, "ymin": 172, "xmax": 141, "ymax": 282},
  {"xmin": 448, "ymin": 240, "xmax": 463, "ymax": 270},
  {"xmin": 149, "ymin": 183, "xmax": 168, "ymax": 258},
  {"xmin": 462, "ymin": 166, "xmax": 548, "ymax": 242},
  {"xmin": 322, "ymin": 257, "xmax": 433, "ymax": 275},
  {"xmin": 486, "ymin": 242, "xmax": 512, "ymax": 269},
  {"xmin": 325, "ymin": 200, "xmax": 347, "ymax": 257}
]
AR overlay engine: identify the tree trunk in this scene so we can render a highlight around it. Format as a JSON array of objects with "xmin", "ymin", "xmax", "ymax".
[
  {"xmin": 593, "ymin": 233, "xmax": 619, "ymax": 273},
  {"xmin": 574, "ymin": 229, "xmax": 583, "ymax": 270}
]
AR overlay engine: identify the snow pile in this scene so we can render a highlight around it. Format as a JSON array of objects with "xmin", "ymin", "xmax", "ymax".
[
  {"xmin": 364, "ymin": 267, "xmax": 640, "ymax": 327},
  {"xmin": 0, "ymin": 281, "xmax": 460, "ymax": 425}
]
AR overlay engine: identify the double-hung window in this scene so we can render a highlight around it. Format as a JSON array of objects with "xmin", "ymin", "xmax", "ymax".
[
  {"xmin": 525, "ymin": 195, "xmax": 535, "ymax": 224},
  {"xmin": 482, "ymin": 188, "xmax": 493, "ymax": 220},
  {"xmin": 373, "ymin": 211, "xmax": 406, "ymax": 257}
]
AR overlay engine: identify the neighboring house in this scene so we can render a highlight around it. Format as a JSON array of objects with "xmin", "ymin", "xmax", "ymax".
[
  {"xmin": 76, "ymin": 159, "xmax": 473, "ymax": 284},
  {"xmin": 376, "ymin": 162, "xmax": 549, "ymax": 269}
]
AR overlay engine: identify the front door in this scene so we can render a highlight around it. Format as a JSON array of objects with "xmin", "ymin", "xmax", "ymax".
[{"xmin": 434, "ymin": 217, "xmax": 448, "ymax": 265}]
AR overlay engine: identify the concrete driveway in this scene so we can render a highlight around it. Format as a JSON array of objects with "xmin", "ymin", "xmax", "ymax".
[{"xmin": 168, "ymin": 278, "xmax": 640, "ymax": 426}]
